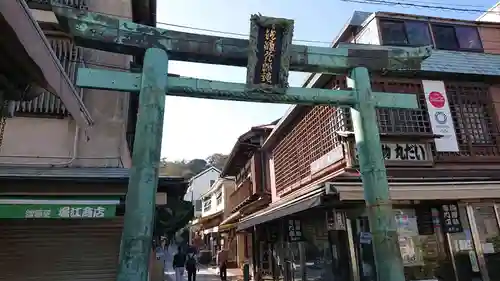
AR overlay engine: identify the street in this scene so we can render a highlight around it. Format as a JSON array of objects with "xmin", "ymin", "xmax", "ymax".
[{"xmin": 163, "ymin": 245, "xmax": 239, "ymax": 281}]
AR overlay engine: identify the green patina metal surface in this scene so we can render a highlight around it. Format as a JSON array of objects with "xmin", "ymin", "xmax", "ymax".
[
  {"xmin": 61, "ymin": 6, "xmax": 435, "ymax": 281},
  {"xmin": 51, "ymin": 6, "xmax": 430, "ymax": 73},
  {"xmin": 348, "ymin": 67, "xmax": 406, "ymax": 281},
  {"xmin": 116, "ymin": 48, "xmax": 167, "ymax": 281},
  {"xmin": 76, "ymin": 68, "xmax": 418, "ymax": 109}
]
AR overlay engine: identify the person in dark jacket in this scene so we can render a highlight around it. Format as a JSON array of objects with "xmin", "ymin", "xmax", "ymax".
[
  {"xmin": 185, "ymin": 245, "xmax": 199, "ymax": 281},
  {"xmin": 173, "ymin": 246, "xmax": 186, "ymax": 281}
]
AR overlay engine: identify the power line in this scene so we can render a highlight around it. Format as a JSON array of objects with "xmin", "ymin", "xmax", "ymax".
[
  {"xmin": 54, "ymin": 5, "xmax": 333, "ymax": 45},
  {"xmin": 53, "ymin": 3, "xmax": 500, "ymax": 51},
  {"xmin": 49, "ymin": 3, "xmax": 500, "ymax": 73},
  {"xmin": 53, "ymin": 4, "xmax": 500, "ymax": 48},
  {"xmin": 392, "ymin": 0, "xmax": 488, "ymax": 8},
  {"xmin": 341, "ymin": 0, "xmax": 500, "ymax": 15}
]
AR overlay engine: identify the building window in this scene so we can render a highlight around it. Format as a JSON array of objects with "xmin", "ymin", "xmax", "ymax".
[
  {"xmin": 209, "ymin": 180, "xmax": 215, "ymax": 187},
  {"xmin": 380, "ymin": 19, "xmax": 431, "ymax": 47},
  {"xmin": 216, "ymin": 190, "xmax": 223, "ymax": 205},
  {"xmin": 432, "ymin": 24, "xmax": 483, "ymax": 51},
  {"xmin": 372, "ymin": 80, "xmax": 431, "ymax": 134},
  {"xmin": 203, "ymin": 197, "xmax": 212, "ymax": 212},
  {"xmin": 194, "ymin": 200, "xmax": 202, "ymax": 212},
  {"xmin": 445, "ymin": 83, "xmax": 497, "ymax": 156},
  {"xmin": 459, "ymin": 105, "xmax": 492, "ymax": 144}
]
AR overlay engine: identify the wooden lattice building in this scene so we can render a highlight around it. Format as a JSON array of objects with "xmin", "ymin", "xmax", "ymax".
[{"xmin": 237, "ymin": 10, "xmax": 500, "ymax": 281}]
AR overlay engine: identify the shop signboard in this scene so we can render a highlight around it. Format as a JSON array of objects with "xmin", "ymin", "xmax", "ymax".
[
  {"xmin": 265, "ymin": 223, "xmax": 279, "ymax": 242},
  {"xmin": 353, "ymin": 142, "xmax": 432, "ymax": 166},
  {"xmin": 286, "ymin": 219, "xmax": 304, "ymax": 242},
  {"xmin": 439, "ymin": 203, "xmax": 463, "ymax": 233},
  {"xmin": 415, "ymin": 205, "xmax": 435, "ymax": 235},
  {"xmin": 327, "ymin": 209, "xmax": 347, "ymax": 231},
  {"xmin": 0, "ymin": 204, "xmax": 116, "ymax": 219},
  {"xmin": 0, "ymin": 198, "xmax": 119, "ymax": 219}
]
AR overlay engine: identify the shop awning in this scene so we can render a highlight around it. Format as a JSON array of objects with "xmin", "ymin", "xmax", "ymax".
[
  {"xmin": 329, "ymin": 181, "xmax": 500, "ymax": 200},
  {"xmin": 0, "ymin": 197, "xmax": 120, "ymax": 219},
  {"xmin": 218, "ymin": 223, "xmax": 237, "ymax": 232},
  {"xmin": 218, "ymin": 211, "xmax": 242, "ymax": 232},
  {"xmin": 220, "ymin": 211, "xmax": 241, "ymax": 226},
  {"xmin": 197, "ymin": 211, "xmax": 223, "ymax": 224},
  {"xmin": 237, "ymin": 187, "xmax": 324, "ymax": 231}
]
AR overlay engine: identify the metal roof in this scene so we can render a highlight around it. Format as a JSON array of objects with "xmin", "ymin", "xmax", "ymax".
[
  {"xmin": 338, "ymin": 43, "xmax": 500, "ymax": 76},
  {"xmin": 0, "ymin": 166, "xmax": 186, "ymax": 185}
]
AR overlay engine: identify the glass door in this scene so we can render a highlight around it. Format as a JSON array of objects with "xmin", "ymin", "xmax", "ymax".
[
  {"xmin": 445, "ymin": 205, "xmax": 481, "ymax": 281},
  {"xmin": 470, "ymin": 204, "xmax": 500, "ymax": 281}
]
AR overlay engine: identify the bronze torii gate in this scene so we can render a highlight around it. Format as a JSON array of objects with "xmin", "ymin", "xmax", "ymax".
[{"xmin": 52, "ymin": 5, "xmax": 431, "ymax": 281}]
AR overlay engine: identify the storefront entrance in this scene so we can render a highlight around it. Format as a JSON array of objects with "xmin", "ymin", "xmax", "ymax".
[{"xmin": 352, "ymin": 202, "xmax": 500, "ymax": 281}]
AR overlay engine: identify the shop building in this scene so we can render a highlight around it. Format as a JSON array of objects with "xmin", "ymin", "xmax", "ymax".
[
  {"xmin": 219, "ymin": 123, "xmax": 276, "ymax": 270},
  {"xmin": 0, "ymin": 166, "xmax": 187, "ymax": 281},
  {"xmin": 189, "ymin": 177, "xmax": 235, "ymax": 264},
  {"xmin": 237, "ymin": 10, "xmax": 500, "ymax": 281}
]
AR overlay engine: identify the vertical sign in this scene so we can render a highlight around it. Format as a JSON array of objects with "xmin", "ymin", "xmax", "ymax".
[
  {"xmin": 440, "ymin": 203, "xmax": 463, "ymax": 233},
  {"xmin": 415, "ymin": 205, "xmax": 434, "ymax": 235},
  {"xmin": 267, "ymin": 223, "xmax": 279, "ymax": 243},
  {"xmin": 246, "ymin": 15, "xmax": 294, "ymax": 92},
  {"xmin": 327, "ymin": 209, "xmax": 347, "ymax": 231},
  {"xmin": 422, "ymin": 80, "xmax": 459, "ymax": 152},
  {"xmin": 286, "ymin": 219, "xmax": 304, "ymax": 242}
]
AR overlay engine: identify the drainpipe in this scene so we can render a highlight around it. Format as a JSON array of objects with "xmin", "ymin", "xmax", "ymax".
[
  {"xmin": 1, "ymin": 124, "xmax": 80, "ymax": 167},
  {"xmin": 259, "ymin": 136, "xmax": 267, "ymax": 194},
  {"xmin": 52, "ymin": 124, "xmax": 79, "ymax": 167}
]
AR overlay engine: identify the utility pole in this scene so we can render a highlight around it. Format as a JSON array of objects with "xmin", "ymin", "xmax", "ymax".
[{"xmin": 53, "ymin": 5, "xmax": 431, "ymax": 281}]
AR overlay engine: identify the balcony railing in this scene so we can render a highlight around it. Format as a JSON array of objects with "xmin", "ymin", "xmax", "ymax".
[
  {"xmin": 12, "ymin": 36, "xmax": 85, "ymax": 117},
  {"xmin": 228, "ymin": 180, "xmax": 252, "ymax": 212},
  {"xmin": 26, "ymin": 0, "xmax": 88, "ymax": 10}
]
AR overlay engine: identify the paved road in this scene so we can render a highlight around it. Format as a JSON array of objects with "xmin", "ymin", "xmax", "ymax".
[{"xmin": 163, "ymin": 245, "xmax": 237, "ymax": 281}]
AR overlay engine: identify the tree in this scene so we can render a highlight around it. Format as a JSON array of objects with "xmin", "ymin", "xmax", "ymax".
[
  {"xmin": 159, "ymin": 158, "xmax": 188, "ymax": 177},
  {"xmin": 158, "ymin": 154, "xmax": 229, "ymax": 178},
  {"xmin": 206, "ymin": 153, "xmax": 229, "ymax": 170},
  {"xmin": 186, "ymin": 159, "xmax": 207, "ymax": 175}
]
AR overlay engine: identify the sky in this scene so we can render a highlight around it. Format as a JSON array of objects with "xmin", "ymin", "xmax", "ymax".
[{"xmin": 157, "ymin": 0, "xmax": 497, "ymax": 161}]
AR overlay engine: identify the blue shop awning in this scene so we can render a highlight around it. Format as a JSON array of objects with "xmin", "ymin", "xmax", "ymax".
[{"xmin": 237, "ymin": 187, "xmax": 324, "ymax": 231}]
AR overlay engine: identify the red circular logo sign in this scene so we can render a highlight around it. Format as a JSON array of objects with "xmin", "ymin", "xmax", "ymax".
[{"xmin": 428, "ymin": 91, "xmax": 445, "ymax": 108}]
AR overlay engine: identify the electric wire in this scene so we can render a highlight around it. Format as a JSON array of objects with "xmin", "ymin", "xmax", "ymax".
[
  {"xmin": 51, "ymin": 3, "xmax": 500, "ymax": 71},
  {"xmin": 340, "ymin": 0, "xmax": 500, "ymax": 15},
  {"xmin": 53, "ymin": 5, "xmax": 334, "ymax": 45},
  {"xmin": 52, "ymin": 4, "xmax": 500, "ymax": 49}
]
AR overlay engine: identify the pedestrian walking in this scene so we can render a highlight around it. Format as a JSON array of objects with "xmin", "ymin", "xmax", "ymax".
[
  {"xmin": 172, "ymin": 246, "xmax": 186, "ymax": 281},
  {"xmin": 185, "ymin": 246, "xmax": 199, "ymax": 281},
  {"xmin": 216, "ymin": 246, "xmax": 228, "ymax": 281}
]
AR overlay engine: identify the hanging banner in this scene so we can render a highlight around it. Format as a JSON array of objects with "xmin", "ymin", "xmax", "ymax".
[
  {"xmin": 439, "ymin": 203, "xmax": 463, "ymax": 233},
  {"xmin": 421, "ymin": 80, "xmax": 459, "ymax": 152}
]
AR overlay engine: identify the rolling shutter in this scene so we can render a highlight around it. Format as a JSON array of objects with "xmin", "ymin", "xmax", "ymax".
[{"xmin": 0, "ymin": 218, "xmax": 123, "ymax": 281}]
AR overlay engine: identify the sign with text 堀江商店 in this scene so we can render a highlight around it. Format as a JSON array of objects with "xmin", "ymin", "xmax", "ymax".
[
  {"xmin": 246, "ymin": 15, "xmax": 294, "ymax": 93},
  {"xmin": 0, "ymin": 204, "xmax": 116, "ymax": 219},
  {"xmin": 0, "ymin": 198, "xmax": 119, "ymax": 219}
]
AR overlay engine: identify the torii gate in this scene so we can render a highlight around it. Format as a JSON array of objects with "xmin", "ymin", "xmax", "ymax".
[{"xmin": 52, "ymin": 5, "xmax": 431, "ymax": 281}]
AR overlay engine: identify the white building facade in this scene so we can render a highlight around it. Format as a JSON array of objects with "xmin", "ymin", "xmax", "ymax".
[{"xmin": 184, "ymin": 166, "xmax": 221, "ymax": 218}]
